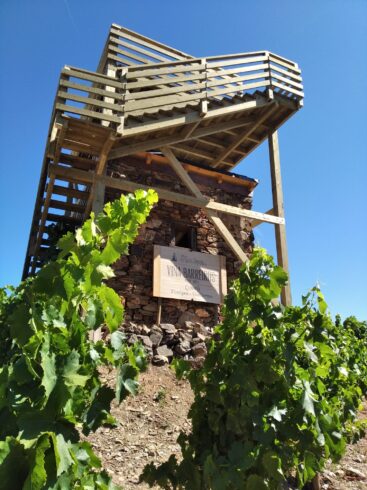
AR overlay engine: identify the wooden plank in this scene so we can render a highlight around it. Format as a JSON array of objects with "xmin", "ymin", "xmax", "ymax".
[
  {"xmin": 268, "ymin": 55, "xmax": 301, "ymax": 74},
  {"xmin": 124, "ymin": 90, "xmax": 205, "ymax": 112},
  {"xmin": 59, "ymin": 79, "xmax": 125, "ymax": 101},
  {"xmin": 48, "ymin": 199, "xmax": 84, "ymax": 213},
  {"xmin": 52, "ymin": 184, "xmax": 89, "ymax": 200},
  {"xmin": 126, "ymin": 72, "xmax": 206, "ymax": 90},
  {"xmin": 212, "ymin": 104, "xmax": 277, "ymax": 167},
  {"xmin": 126, "ymin": 62, "xmax": 203, "ymax": 79},
  {"xmin": 268, "ymin": 131, "xmax": 292, "ymax": 306},
  {"xmin": 62, "ymin": 67, "xmax": 122, "ymax": 89},
  {"xmin": 57, "ymin": 90, "xmax": 122, "ymax": 112},
  {"xmin": 49, "ymin": 164, "xmax": 283, "ymax": 226},
  {"xmin": 46, "ymin": 213, "xmax": 81, "ymax": 225},
  {"xmin": 58, "ymin": 153, "xmax": 97, "ymax": 170},
  {"xmin": 271, "ymin": 81, "xmax": 304, "ymax": 98},
  {"xmin": 208, "ymin": 55, "xmax": 268, "ymax": 69},
  {"xmin": 60, "ymin": 139, "xmax": 102, "ymax": 156},
  {"xmin": 110, "ymin": 26, "xmax": 191, "ymax": 61},
  {"xmin": 269, "ymin": 63, "xmax": 303, "ymax": 81},
  {"xmin": 161, "ymin": 147, "xmax": 248, "ymax": 262},
  {"xmin": 108, "ymin": 43, "xmax": 159, "ymax": 65},
  {"xmin": 55, "ymin": 103, "xmax": 120, "ymax": 123},
  {"xmin": 204, "ymin": 212, "xmax": 248, "ymax": 262},
  {"xmin": 109, "ymin": 36, "xmax": 169, "ymax": 63},
  {"xmin": 125, "ymin": 81, "xmax": 205, "ymax": 101},
  {"xmin": 207, "ymin": 71, "xmax": 270, "ymax": 88},
  {"xmin": 270, "ymin": 73, "xmax": 303, "ymax": 89},
  {"xmin": 251, "ymin": 208, "xmax": 274, "ymax": 228}
]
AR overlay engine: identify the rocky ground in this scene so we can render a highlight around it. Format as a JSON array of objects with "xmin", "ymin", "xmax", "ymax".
[
  {"xmin": 87, "ymin": 364, "xmax": 367, "ymax": 489},
  {"xmin": 87, "ymin": 365, "xmax": 193, "ymax": 489},
  {"xmin": 122, "ymin": 316, "xmax": 213, "ymax": 368}
]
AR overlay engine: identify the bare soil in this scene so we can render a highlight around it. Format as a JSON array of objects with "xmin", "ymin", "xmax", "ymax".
[{"xmin": 88, "ymin": 365, "xmax": 367, "ymax": 489}]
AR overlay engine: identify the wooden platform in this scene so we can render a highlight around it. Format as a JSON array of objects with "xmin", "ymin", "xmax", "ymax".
[{"xmin": 23, "ymin": 25, "xmax": 303, "ymax": 280}]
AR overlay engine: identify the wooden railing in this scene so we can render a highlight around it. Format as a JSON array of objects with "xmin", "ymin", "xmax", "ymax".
[{"xmin": 54, "ymin": 51, "xmax": 303, "ymax": 132}]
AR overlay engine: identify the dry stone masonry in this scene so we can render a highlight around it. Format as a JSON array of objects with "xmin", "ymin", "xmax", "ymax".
[{"xmin": 104, "ymin": 153, "xmax": 256, "ymax": 363}]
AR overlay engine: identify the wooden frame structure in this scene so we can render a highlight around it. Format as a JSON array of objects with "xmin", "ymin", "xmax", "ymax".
[{"xmin": 23, "ymin": 24, "xmax": 304, "ymax": 305}]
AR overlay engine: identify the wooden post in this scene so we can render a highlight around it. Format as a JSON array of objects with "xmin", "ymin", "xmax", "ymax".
[
  {"xmin": 91, "ymin": 178, "xmax": 106, "ymax": 342},
  {"xmin": 156, "ymin": 298, "xmax": 162, "ymax": 326},
  {"xmin": 268, "ymin": 130, "xmax": 292, "ymax": 306}
]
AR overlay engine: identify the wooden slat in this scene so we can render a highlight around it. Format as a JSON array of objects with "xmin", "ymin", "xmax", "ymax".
[
  {"xmin": 109, "ymin": 36, "xmax": 168, "ymax": 63},
  {"xmin": 209, "ymin": 80, "xmax": 270, "ymax": 98},
  {"xmin": 59, "ymin": 79, "xmax": 125, "ymax": 101},
  {"xmin": 124, "ymin": 91, "xmax": 204, "ymax": 112},
  {"xmin": 48, "ymin": 199, "xmax": 85, "ymax": 213},
  {"xmin": 58, "ymin": 91, "xmax": 122, "ymax": 112},
  {"xmin": 55, "ymin": 103, "xmax": 120, "ymax": 123},
  {"xmin": 126, "ymin": 62, "xmax": 203, "ymax": 79},
  {"xmin": 62, "ymin": 67, "xmax": 122, "ymax": 88},
  {"xmin": 269, "ymin": 63, "xmax": 303, "ymax": 81},
  {"xmin": 251, "ymin": 208, "xmax": 274, "ymax": 228},
  {"xmin": 125, "ymin": 81, "xmax": 205, "ymax": 101},
  {"xmin": 52, "ymin": 184, "xmax": 89, "ymax": 200},
  {"xmin": 271, "ymin": 81, "xmax": 304, "ymax": 98},
  {"xmin": 110, "ymin": 26, "xmax": 191, "ymax": 61},
  {"xmin": 58, "ymin": 155, "xmax": 96, "ymax": 171},
  {"xmin": 126, "ymin": 72, "xmax": 206, "ymax": 90},
  {"xmin": 208, "ymin": 55, "xmax": 268, "ymax": 69},
  {"xmin": 268, "ymin": 55, "xmax": 301, "ymax": 74},
  {"xmin": 60, "ymin": 140, "xmax": 102, "ymax": 156},
  {"xmin": 270, "ymin": 73, "xmax": 303, "ymax": 89},
  {"xmin": 46, "ymin": 213, "xmax": 81, "ymax": 224}
]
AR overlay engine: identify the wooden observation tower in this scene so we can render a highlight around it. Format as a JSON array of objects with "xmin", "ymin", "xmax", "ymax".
[{"xmin": 23, "ymin": 24, "xmax": 303, "ymax": 306}]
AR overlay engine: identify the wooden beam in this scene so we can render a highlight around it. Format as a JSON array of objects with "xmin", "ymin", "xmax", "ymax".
[
  {"xmin": 49, "ymin": 164, "xmax": 283, "ymax": 226},
  {"xmin": 212, "ymin": 104, "xmax": 277, "ymax": 167},
  {"xmin": 251, "ymin": 208, "xmax": 274, "ymax": 228},
  {"xmin": 84, "ymin": 133, "xmax": 116, "ymax": 218},
  {"xmin": 109, "ymin": 115, "xmax": 257, "ymax": 160},
  {"xmin": 161, "ymin": 147, "xmax": 248, "ymax": 262},
  {"xmin": 268, "ymin": 130, "xmax": 292, "ymax": 306}
]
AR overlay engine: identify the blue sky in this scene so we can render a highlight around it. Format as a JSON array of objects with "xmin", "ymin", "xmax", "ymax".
[{"xmin": 0, "ymin": 0, "xmax": 366, "ymax": 320}]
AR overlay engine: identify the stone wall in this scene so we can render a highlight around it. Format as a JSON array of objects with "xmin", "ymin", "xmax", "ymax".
[{"xmin": 105, "ymin": 155, "xmax": 254, "ymax": 328}]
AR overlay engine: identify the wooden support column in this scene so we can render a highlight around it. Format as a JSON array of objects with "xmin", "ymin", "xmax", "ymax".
[{"xmin": 268, "ymin": 130, "xmax": 292, "ymax": 306}]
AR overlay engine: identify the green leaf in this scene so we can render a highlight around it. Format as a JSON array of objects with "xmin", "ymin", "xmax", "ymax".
[
  {"xmin": 116, "ymin": 364, "xmax": 139, "ymax": 403},
  {"xmin": 302, "ymin": 380, "xmax": 317, "ymax": 417},
  {"xmin": 110, "ymin": 331, "xmax": 126, "ymax": 352},
  {"xmin": 23, "ymin": 434, "xmax": 50, "ymax": 490},
  {"xmin": 63, "ymin": 351, "xmax": 89, "ymax": 388},
  {"xmin": 97, "ymin": 285, "xmax": 123, "ymax": 332},
  {"xmin": 41, "ymin": 335, "xmax": 57, "ymax": 402},
  {"xmin": 52, "ymin": 433, "xmax": 73, "ymax": 477}
]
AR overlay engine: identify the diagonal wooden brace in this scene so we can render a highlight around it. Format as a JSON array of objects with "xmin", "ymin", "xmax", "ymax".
[{"xmin": 161, "ymin": 146, "xmax": 248, "ymax": 263}]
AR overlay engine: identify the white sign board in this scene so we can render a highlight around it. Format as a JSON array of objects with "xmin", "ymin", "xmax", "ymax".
[{"xmin": 153, "ymin": 245, "xmax": 227, "ymax": 304}]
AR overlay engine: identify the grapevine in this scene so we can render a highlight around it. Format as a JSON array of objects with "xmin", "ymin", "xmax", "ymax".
[
  {"xmin": 0, "ymin": 189, "xmax": 158, "ymax": 489},
  {"xmin": 142, "ymin": 248, "xmax": 367, "ymax": 489}
]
